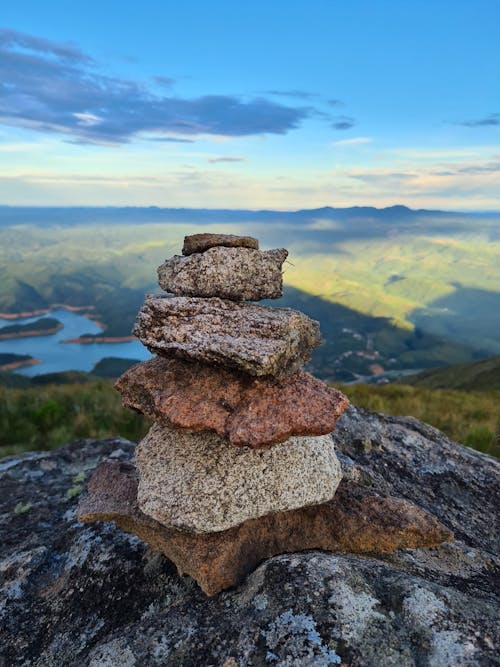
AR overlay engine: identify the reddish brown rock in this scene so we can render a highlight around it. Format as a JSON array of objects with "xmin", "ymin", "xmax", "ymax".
[
  {"xmin": 182, "ymin": 233, "xmax": 259, "ymax": 255},
  {"xmin": 115, "ymin": 357, "xmax": 349, "ymax": 448},
  {"xmin": 78, "ymin": 461, "xmax": 454, "ymax": 597},
  {"xmin": 133, "ymin": 295, "xmax": 321, "ymax": 377}
]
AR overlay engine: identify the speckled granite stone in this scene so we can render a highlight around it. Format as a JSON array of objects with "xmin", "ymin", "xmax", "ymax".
[
  {"xmin": 157, "ymin": 246, "xmax": 288, "ymax": 301},
  {"xmin": 133, "ymin": 295, "xmax": 321, "ymax": 377},
  {"xmin": 135, "ymin": 423, "xmax": 342, "ymax": 533}
]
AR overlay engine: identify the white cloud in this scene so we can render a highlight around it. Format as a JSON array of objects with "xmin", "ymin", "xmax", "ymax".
[
  {"xmin": 73, "ymin": 112, "xmax": 102, "ymax": 127},
  {"xmin": 332, "ymin": 137, "xmax": 373, "ymax": 147}
]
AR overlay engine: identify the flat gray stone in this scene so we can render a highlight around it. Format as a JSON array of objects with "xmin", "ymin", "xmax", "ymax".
[
  {"xmin": 157, "ymin": 246, "xmax": 288, "ymax": 301},
  {"xmin": 133, "ymin": 295, "xmax": 321, "ymax": 377},
  {"xmin": 135, "ymin": 423, "xmax": 342, "ymax": 534},
  {"xmin": 182, "ymin": 233, "xmax": 259, "ymax": 255}
]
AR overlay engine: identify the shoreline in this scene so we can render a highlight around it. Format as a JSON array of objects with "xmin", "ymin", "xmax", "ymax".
[
  {"xmin": 60, "ymin": 336, "xmax": 136, "ymax": 344},
  {"xmin": 0, "ymin": 304, "xmax": 97, "ymax": 320},
  {"xmin": 0, "ymin": 304, "xmax": 136, "ymax": 345},
  {"xmin": 0, "ymin": 324, "xmax": 63, "ymax": 341},
  {"xmin": 0, "ymin": 358, "xmax": 41, "ymax": 372}
]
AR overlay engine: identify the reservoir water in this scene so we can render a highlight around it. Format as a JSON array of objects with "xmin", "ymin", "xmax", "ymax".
[{"xmin": 0, "ymin": 308, "xmax": 151, "ymax": 376}]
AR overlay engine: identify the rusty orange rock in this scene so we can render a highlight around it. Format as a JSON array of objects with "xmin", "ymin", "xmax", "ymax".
[
  {"xmin": 78, "ymin": 460, "xmax": 454, "ymax": 596},
  {"xmin": 115, "ymin": 356, "xmax": 349, "ymax": 448}
]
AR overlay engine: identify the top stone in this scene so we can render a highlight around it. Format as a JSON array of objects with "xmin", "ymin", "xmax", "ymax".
[{"xmin": 182, "ymin": 233, "xmax": 259, "ymax": 256}]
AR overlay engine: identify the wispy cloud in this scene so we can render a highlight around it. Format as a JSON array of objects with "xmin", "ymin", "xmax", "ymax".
[
  {"xmin": 456, "ymin": 161, "xmax": 500, "ymax": 174},
  {"xmin": 207, "ymin": 156, "xmax": 246, "ymax": 164},
  {"xmin": 152, "ymin": 75, "xmax": 176, "ymax": 88},
  {"xmin": 452, "ymin": 113, "xmax": 500, "ymax": 128},
  {"xmin": 0, "ymin": 29, "xmax": 310, "ymax": 144},
  {"xmin": 0, "ymin": 27, "xmax": 92, "ymax": 62},
  {"xmin": 262, "ymin": 89, "xmax": 318, "ymax": 100},
  {"xmin": 333, "ymin": 136, "xmax": 372, "ymax": 147},
  {"xmin": 331, "ymin": 116, "xmax": 356, "ymax": 130},
  {"xmin": 2, "ymin": 156, "xmax": 499, "ymax": 209},
  {"xmin": 147, "ymin": 136, "xmax": 194, "ymax": 143},
  {"xmin": 349, "ymin": 171, "xmax": 416, "ymax": 184}
]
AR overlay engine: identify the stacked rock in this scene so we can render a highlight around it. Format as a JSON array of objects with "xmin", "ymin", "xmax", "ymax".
[
  {"xmin": 121, "ymin": 233, "xmax": 347, "ymax": 533},
  {"xmin": 79, "ymin": 233, "xmax": 452, "ymax": 595}
]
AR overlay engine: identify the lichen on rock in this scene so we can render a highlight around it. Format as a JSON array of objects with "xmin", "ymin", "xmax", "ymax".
[{"xmin": 1, "ymin": 406, "xmax": 499, "ymax": 665}]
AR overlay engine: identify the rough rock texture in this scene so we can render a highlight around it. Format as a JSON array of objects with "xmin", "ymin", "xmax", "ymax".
[
  {"xmin": 135, "ymin": 424, "xmax": 342, "ymax": 533},
  {"xmin": 182, "ymin": 232, "xmax": 258, "ymax": 255},
  {"xmin": 115, "ymin": 356, "xmax": 349, "ymax": 447},
  {"xmin": 134, "ymin": 295, "xmax": 321, "ymax": 377},
  {"xmin": 1, "ymin": 407, "xmax": 498, "ymax": 666},
  {"xmin": 158, "ymin": 247, "xmax": 288, "ymax": 301},
  {"xmin": 79, "ymin": 460, "xmax": 452, "ymax": 596}
]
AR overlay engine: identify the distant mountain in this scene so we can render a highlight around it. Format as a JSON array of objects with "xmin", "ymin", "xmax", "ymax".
[
  {"xmin": 0, "ymin": 204, "xmax": 480, "ymax": 227},
  {"xmin": 401, "ymin": 356, "xmax": 500, "ymax": 391}
]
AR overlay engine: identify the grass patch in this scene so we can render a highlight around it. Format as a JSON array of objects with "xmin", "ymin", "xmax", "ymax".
[
  {"xmin": 0, "ymin": 380, "xmax": 151, "ymax": 458},
  {"xmin": 0, "ymin": 378, "xmax": 498, "ymax": 459}
]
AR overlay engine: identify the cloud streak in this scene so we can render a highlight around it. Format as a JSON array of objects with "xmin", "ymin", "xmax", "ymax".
[
  {"xmin": 453, "ymin": 113, "xmax": 500, "ymax": 128},
  {"xmin": 333, "ymin": 136, "xmax": 372, "ymax": 147},
  {"xmin": 0, "ymin": 29, "xmax": 310, "ymax": 144},
  {"xmin": 262, "ymin": 89, "xmax": 318, "ymax": 100},
  {"xmin": 331, "ymin": 116, "xmax": 356, "ymax": 130},
  {"xmin": 207, "ymin": 156, "xmax": 246, "ymax": 164}
]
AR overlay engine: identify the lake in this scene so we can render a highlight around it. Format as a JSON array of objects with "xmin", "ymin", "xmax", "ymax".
[{"xmin": 0, "ymin": 308, "xmax": 151, "ymax": 376}]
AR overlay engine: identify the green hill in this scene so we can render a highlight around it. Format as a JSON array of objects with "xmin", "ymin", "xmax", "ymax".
[
  {"xmin": 0, "ymin": 357, "xmax": 140, "ymax": 388},
  {"xmin": 401, "ymin": 356, "xmax": 500, "ymax": 391}
]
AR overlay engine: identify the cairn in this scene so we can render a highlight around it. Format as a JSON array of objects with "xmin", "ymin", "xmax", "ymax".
[{"xmin": 79, "ymin": 233, "xmax": 453, "ymax": 596}]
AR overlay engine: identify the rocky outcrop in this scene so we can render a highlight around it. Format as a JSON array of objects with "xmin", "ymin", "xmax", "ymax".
[
  {"xmin": 1, "ymin": 406, "xmax": 498, "ymax": 665},
  {"xmin": 115, "ymin": 357, "xmax": 348, "ymax": 447},
  {"xmin": 133, "ymin": 295, "xmax": 322, "ymax": 377},
  {"xmin": 157, "ymin": 247, "xmax": 288, "ymax": 300}
]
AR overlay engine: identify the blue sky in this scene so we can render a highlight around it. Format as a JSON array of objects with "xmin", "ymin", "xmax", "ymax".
[{"xmin": 1, "ymin": 0, "xmax": 499, "ymax": 209}]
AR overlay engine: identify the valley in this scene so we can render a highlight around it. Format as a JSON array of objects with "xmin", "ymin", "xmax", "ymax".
[{"xmin": 0, "ymin": 205, "xmax": 499, "ymax": 382}]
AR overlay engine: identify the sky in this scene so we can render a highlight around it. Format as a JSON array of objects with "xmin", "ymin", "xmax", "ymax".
[{"xmin": 1, "ymin": 0, "xmax": 499, "ymax": 210}]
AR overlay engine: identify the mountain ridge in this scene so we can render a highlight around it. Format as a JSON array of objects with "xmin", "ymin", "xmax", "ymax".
[{"xmin": 0, "ymin": 203, "xmax": 488, "ymax": 227}]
